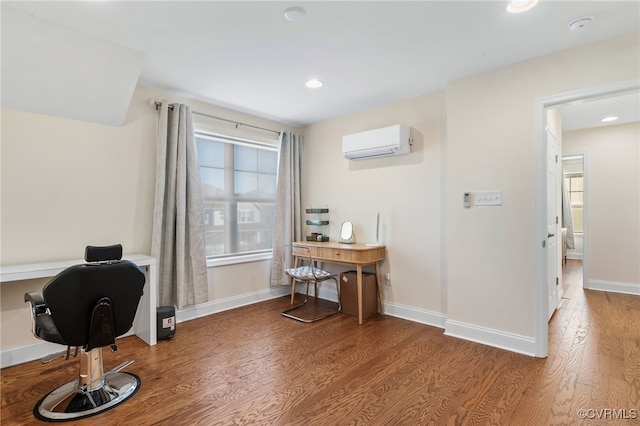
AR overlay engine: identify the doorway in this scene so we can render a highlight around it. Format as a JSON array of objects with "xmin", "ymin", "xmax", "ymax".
[
  {"xmin": 534, "ymin": 78, "xmax": 640, "ymax": 358},
  {"xmin": 561, "ymin": 154, "xmax": 586, "ymax": 299}
]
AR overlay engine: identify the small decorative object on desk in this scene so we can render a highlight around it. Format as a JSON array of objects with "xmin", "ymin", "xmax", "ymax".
[{"xmin": 306, "ymin": 207, "xmax": 330, "ymax": 242}]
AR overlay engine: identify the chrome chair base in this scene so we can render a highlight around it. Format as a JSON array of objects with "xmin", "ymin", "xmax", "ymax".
[
  {"xmin": 282, "ymin": 279, "xmax": 341, "ymax": 323},
  {"xmin": 33, "ymin": 371, "xmax": 139, "ymax": 422}
]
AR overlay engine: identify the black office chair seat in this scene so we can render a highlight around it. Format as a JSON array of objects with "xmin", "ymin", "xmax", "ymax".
[{"xmin": 24, "ymin": 245, "xmax": 145, "ymax": 422}]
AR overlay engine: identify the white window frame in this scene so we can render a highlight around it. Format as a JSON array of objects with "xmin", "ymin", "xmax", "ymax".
[{"xmin": 195, "ymin": 131, "xmax": 278, "ymax": 267}]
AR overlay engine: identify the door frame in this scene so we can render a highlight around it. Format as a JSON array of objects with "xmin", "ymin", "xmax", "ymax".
[{"xmin": 534, "ymin": 78, "xmax": 640, "ymax": 358}]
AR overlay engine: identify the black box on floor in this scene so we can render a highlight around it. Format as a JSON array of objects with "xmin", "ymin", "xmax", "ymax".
[
  {"xmin": 339, "ymin": 271, "xmax": 378, "ymax": 319},
  {"xmin": 157, "ymin": 306, "xmax": 176, "ymax": 340}
]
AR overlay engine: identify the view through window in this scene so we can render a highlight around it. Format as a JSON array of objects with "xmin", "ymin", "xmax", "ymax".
[
  {"xmin": 565, "ymin": 174, "xmax": 584, "ymax": 233},
  {"xmin": 195, "ymin": 132, "xmax": 278, "ymax": 258}
]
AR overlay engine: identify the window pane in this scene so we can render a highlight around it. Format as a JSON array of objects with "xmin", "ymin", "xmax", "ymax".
[
  {"xmin": 258, "ymin": 149, "xmax": 277, "ymax": 174},
  {"xmin": 196, "ymin": 138, "xmax": 224, "ymax": 168},
  {"xmin": 203, "ymin": 201, "xmax": 226, "ymax": 256},
  {"xmin": 258, "ymin": 173, "xmax": 276, "ymax": 197},
  {"xmin": 571, "ymin": 177, "xmax": 583, "ymax": 191},
  {"xmin": 234, "ymin": 171, "xmax": 257, "ymax": 195},
  {"xmin": 571, "ymin": 207, "xmax": 583, "ymax": 233},
  {"xmin": 234, "ymin": 145, "xmax": 257, "ymax": 172},
  {"xmin": 237, "ymin": 201, "xmax": 274, "ymax": 252},
  {"xmin": 196, "ymin": 132, "xmax": 278, "ymax": 258},
  {"xmin": 200, "ymin": 168, "xmax": 225, "ymax": 198},
  {"xmin": 570, "ymin": 192, "xmax": 583, "ymax": 205}
]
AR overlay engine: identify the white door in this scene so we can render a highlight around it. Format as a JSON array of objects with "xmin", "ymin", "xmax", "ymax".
[{"xmin": 546, "ymin": 128, "xmax": 559, "ymax": 321}]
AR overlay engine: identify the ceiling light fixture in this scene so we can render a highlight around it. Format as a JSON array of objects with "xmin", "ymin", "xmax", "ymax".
[
  {"xmin": 284, "ymin": 6, "xmax": 306, "ymax": 22},
  {"xmin": 506, "ymin": 0, "xmax": 539, "ymax": 13},
  {"xmin": 568, "ymin": 17, "xmax": 593, "ymax": 32},
  {"xmin": 305, "ymin": 79, "xmax": 324, "ymax": 89},
  {"xmin": 601, "ymin": 116, "xmax": 619, "ymax": 123}
]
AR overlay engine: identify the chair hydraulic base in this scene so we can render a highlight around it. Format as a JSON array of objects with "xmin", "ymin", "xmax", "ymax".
[
  {"xmin": 33, "ymin": 348, "xmax": 139, "ymax": 422},
  {"xmin": 282, "ymin": 280, "xmax": 341, "ymax": 323}
]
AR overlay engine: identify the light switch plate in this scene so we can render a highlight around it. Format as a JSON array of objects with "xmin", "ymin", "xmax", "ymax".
[{"xmin": 475, "ymin": 191, "xmax": 502, "ymax": 206}]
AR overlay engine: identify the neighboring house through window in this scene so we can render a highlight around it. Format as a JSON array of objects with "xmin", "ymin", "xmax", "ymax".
[{"xmin": 195, "ymin": 132, "xmax": 278, "ymax": 261}]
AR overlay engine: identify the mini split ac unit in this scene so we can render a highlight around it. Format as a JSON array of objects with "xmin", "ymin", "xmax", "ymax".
[{"xmin": 342, "ymin": 124, "xmax": 411, "ymax": 160}]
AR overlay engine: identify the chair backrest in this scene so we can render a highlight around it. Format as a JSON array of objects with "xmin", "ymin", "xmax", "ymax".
[{"xmin": 42, "ymin": 260, "xmax": 145, "ymax": 347}]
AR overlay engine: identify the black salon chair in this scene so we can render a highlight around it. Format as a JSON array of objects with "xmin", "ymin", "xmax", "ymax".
[{"xmin": 24, "ymin": 244, "xmax": 145, "ymax": 422}]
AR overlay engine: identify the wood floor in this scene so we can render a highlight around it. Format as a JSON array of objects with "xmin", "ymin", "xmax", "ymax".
[{"xmin": 2, "ymin": 259, "xmax": 639, "ymax": 425}]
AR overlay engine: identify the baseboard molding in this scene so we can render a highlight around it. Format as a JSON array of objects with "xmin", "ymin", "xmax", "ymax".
[
  {"xmin": 383, "ymin": 303, "xmax": 447, "ymax": 329},
  {"xmin": 1, "ymin": 287, "xmax": 289, "ymax": 369},
  {"xmin": 3, "ymin": 287, "xmax": 543, "ymax": 368},
  {"xmin": 585, "ymin": 279, "xmax": 640, "ymax": 295},
  {"xmin": 1, "ymin": 330, "xmax": 139, "ymax": 369},
  {"xmin": 444, "ymin": 319, "xmax": 536, "ymax": 357},
  {"xmin": 0, "ymin": 340, "xmax": 67, "ymax": 369},
  {"xmin": 176, "ymin": 286, "xmax": 290, "ymax": 323}
]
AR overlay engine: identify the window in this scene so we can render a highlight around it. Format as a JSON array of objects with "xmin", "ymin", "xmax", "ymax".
[
  {"xmin": 565, "ymin": 174, "xmax": 583, "ymax": 233},
  {"xmin": 195, "ymin": 132, "xmax": 278, "ymax": 259}
]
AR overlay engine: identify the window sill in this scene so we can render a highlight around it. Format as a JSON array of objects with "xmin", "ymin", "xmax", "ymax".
[{"xmin": 206, "ymin": 251, "xmax": 273, "ymax": 268}]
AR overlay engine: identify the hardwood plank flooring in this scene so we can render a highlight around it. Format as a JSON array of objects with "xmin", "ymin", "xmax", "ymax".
[{"xmin": 2, "ymin": 260, "xmax": 639, "ymax": 425}]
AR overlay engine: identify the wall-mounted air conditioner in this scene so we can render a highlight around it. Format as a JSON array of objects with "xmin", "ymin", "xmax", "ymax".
[{"xmin": 342, "ymin": 124, "xmax": 411, "ymax": 160}]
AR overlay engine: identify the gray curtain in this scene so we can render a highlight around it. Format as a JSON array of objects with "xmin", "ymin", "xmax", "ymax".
[
  {"xmin": 270, "ymin": 131, "xmax": 303, "ymax": 286},
  {"xmin": 151, "ymin": 101, "xmax": 209, "ymax": 309},
  {"xmin": 561, "ymin": 178, "xmax": 575, "ymax": 249}
]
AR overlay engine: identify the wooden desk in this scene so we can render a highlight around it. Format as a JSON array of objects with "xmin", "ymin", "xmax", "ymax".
[{"xmin": 292, "ymin": 241, "xmax": 385, "ymax": 324}]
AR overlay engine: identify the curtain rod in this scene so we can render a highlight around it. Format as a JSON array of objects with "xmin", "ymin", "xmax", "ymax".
[{"xmin": 150, "ymin": 100, "xmax": 281, "ymax": 135}]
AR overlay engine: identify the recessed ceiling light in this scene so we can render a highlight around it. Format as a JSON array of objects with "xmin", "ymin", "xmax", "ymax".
[
  {"xmin": 601, "ymin": 116, "xmax": 619, "ymax": 123},
  {"xmin": 305, "ymin": 79, "xmax": 323, "ymax": 89},
  {"xmin": 507, "ymin": 0, "xmax": 539, "ymax": 13},
  {"xmin": 284, "ymin": 6, "xmax": 306, "ymax": 22}
]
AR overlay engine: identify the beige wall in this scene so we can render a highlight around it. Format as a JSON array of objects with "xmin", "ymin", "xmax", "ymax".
[
  {"xmin": 563, "ymin": 122, "xmax": 640, "ymax": 286},
  {"xmin": 445, "ymin": 32, "xmax": 639, "ymax": 338},
  {"xmin": 302, "ymin": 91, "xmax": 446, "ymax": 313},
  {"xmin": 2, "ymin": 32, "xmax": 638, "ymax": 357},
  {"xmin": 1, "ymin": 84, "xmax": 294, "ymax": 351}
]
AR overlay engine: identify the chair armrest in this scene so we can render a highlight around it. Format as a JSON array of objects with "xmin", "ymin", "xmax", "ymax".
[{"xmin": 24, "ymin": 292, "xmax": 47, "ymax": 316}]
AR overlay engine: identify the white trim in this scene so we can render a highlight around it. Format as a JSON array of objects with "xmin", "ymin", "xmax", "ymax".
[
  {"xmin": 534, "ymin": 78, "xmax": 640, "ymax": 358},
  {"xmin": 585, "ymin": 280, "xmax": 640, "ymax": 296},
  {"xmin": 206, "ymin": 251, "xmax": 272, "ymax": 268},
  {"xmin": 384, "ymin": 303, "xmax": 447, "ymax": 329},
  {"xmin": 1, "ymin": 341, "xmax": 65, "ymax": 369},
  {"xmin": 2, "ymin": 287, "xmax": 289, "ymax": 369},
  {"xmin": 175, "ymin": 286, "xmax": 289, "ymax": 323},
  {"xmin": 444, "ymin": 319, "xmax": 536, "ymax": 357},
  {"xmin": 0, "ymin": 329, "xmax": 136, "ymax": 369}
]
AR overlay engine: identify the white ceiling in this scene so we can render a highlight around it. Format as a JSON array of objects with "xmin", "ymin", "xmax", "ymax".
[
  {"xmin": 2, "ymin": 1, "xmax": 639, "ymax": 127},
  {"xmin": 558, "ymin": 91, "xmax": 640, "ymax": 131}
]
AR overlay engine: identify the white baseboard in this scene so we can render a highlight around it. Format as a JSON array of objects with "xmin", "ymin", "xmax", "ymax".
[
  {"xmin": 4, "ymin": 287, "xmax": 543, "ymax": 368},
  {"xmin": 585, "ymin": 279, "xmax": 640, "ymax": 296},
  {"xmin": 1, "ymin": 340, "xmax": 66, "ymax": 369},
  {"xmin": 1, "ymin": 287, "xmax": 290, "ymax": 369},
  {"xmin": 383, "ymin": 303, "xmax": 447, "ymax": 329},
  {"xmin": 176, "ymin": 286, "xmax": 290, "ymax": 323},
  {"xmin": 444, "ymin": 319, "xmax": 536, "ymax": 357}
]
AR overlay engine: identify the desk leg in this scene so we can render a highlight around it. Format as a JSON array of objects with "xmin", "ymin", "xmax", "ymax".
[
  {"xmin": 133, "ymin": 264, "xmax": 157, "ymax": 346},
  {"xmin": 357, "ymin": 265, "xmax": 363, "ymax": 325},
  {"xmin": 375, "ymin": 261, "xmax": 384, "ymax": 315}
]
